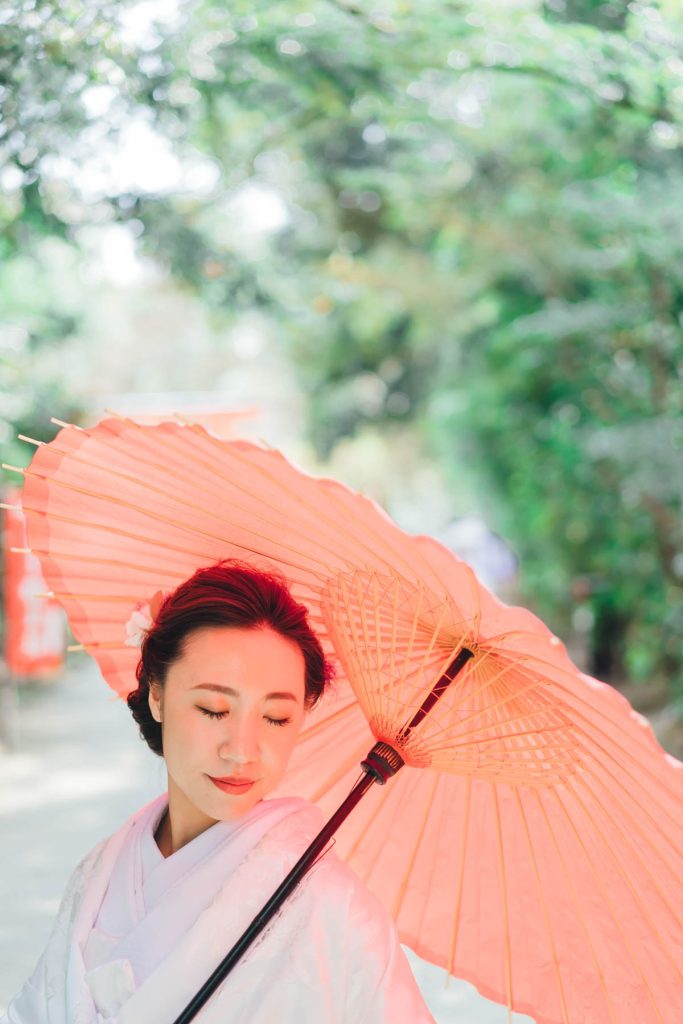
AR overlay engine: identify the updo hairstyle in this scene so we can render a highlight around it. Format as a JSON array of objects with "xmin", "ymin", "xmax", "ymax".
[{"xmin": 127, "ymin": 561, "xmax": 335, "ymax": 756}]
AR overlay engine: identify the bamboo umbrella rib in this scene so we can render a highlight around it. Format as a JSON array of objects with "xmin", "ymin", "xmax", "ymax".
[
  {"xmin": 26, "ymin": 434, "xmax": 367, "ymax": 584},
  {"xmin": 484, "ymin": 656, "xmax": 681, "ymax": 801},
  {"xmin": 20, "ymin": 504, "xmax": 222, "ymax": 566},
  {"xmin": 372, "ymin": 576, "xmax": 387, "ymax": 723},
  {"xmin": 445, "ymin": 647, "xmax": 530, "ymax": 710},
  {"xmin": 50, "ymin": 417, "xmax": 88, "ymax": 432},
  {"xmin": 508, "ymin": 650, "xmax": 677, "ymax": 756},
  {"xmin": 570, "ymin": 768, "xmax": 683, "ymax": 974},
  {"xmin": 296, "ymin": 700, "xmax": 362, "ymax": 743},
  {"xmin": 310, "ymin": 742, "xmax": 371, "ymax": 804},
  {"xmin": 446, "ymin": 776, "xmax": 472, "ymax": 979},
  {"xmin": 479, "ymin": 628, "xmax": 555, "ymax": 648},
  {"xmin": 354, "ymin": 574, "xmax": 380, "ymax": 721},
  {"xmin": 391, "ymin": 772, "xmax": 441, "ymax": 921},
  {"xmin": 492, "ymin": 785, "xmax": 514, "ymax": 1022},
  {"xmin": 15, "ymin": 547, "xmax": 187, "ymax": 580},
  {"xmin": 325, "ymin": 581, "xmax": 375, "ymax": 718},
  {"xmin": 565, "ymin": 716, "xmax": 683, "ymax": 825},
  {"xmin": 442, "ymin": 667, "xmax": 569, "ymax": 739},
  {"xmin": 17, "ymin": 435, "xmax": 46, "ymax": 446},
  {"xmin": 413, "ymin": 773, "xmax": 453, "ymax": 946},
  {"xmin": 425, "ymin": 717, "xmax": 574, "ymax": 752},
  {"xmin": 571, "ymin": 741, "xmax": 683, "ymax": 869},
  {"xmin": 23, "ymin": 466, "xmax": 344, "ymax": 583},
  {"xmin": 406, "ymin": 600, "xmax": 458, "ymax": 711},
  {"xmin": 534, "ymin": 788, "xmax": 616, "ymax": 1024},
  {"xmin": 344, "ymin": 769, "xmax": 421, "ymax": 889},
  {"xmin": 340, "ymin": 783, "xmax": 396, "ymax": 872},
  {"xmin": 430, "ymin": 724, "xmax": 575, "ymax": 753},
  {"xmin": 67, "ymin": 642, "xmax": 131, "ymax": 652},
  {"xmin": 540, "ymin": 790, "xmax": 618, "ymax": 1024},
  {"xmin": 385, "ymin": 576, "xmax": 401, "ymax": 711},
  {"xmin": 185, "ymin": 427, "xmax": 446, "ymax": 586},
  {"xmin": 328, "ymin": 584, "xmax": 436, "ymax": 718},
  {"xmin": 554, "ymin": 780, "xmax": 664, "ymax": 1023},
  {"xmin": 398, "ymin": 585, "xmax": 426, "ymax": 709},
  {"xmin": 95, "ymin": 421, "xmax": 428, "ymax": 584},
  {"xmin": 513, "ymin": 789, "xmax": 570, "ymax": 1024},
  {"xmin": 47, "ymin": 592, "xmax": 144, "ymax": 603}
]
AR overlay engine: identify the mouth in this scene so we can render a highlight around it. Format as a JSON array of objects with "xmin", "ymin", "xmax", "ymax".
[{"xmin": 207, "ymin": 775, "xmax": 257, "ymax": 795}]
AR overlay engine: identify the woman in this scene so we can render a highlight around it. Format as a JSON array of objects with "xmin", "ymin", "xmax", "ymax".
[{"xmin": 2, "ymin": 562, "xmax": 435, "ymax": 1024}]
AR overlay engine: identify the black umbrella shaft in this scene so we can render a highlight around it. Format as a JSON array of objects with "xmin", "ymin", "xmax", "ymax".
[
  {"xmin": 400, "ymin": 646, "xmax": 474, "ymax": 737},
  {"xmin": 171, "ymin": 770, "xmax": 377, "ymax": 1024}
]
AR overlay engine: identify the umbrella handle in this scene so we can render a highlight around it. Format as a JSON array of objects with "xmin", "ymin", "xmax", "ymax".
[{"xmin": 170, "ymin": 765, "xmax": 380, "ymax": 1024}]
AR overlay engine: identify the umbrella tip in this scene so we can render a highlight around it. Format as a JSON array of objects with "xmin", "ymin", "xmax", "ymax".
[{"xmin": 51, "ymin": 417, "xmax": 87, "ymax": 432}]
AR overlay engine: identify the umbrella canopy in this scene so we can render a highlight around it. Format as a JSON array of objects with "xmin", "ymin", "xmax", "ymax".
[{"xmin": 8, "ymin": 415, "xmax": 683, "ymax": 1024}]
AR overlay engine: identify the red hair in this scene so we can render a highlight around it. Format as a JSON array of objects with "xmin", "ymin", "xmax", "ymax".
[{"xmin": 127, "ymin": 561, "xmax": 334, "ymax": 755}]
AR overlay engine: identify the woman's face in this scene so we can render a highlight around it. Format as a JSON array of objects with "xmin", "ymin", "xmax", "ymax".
[{"xmin": 149, "ymin": 625, "xmax": 307, "ymax": 843}]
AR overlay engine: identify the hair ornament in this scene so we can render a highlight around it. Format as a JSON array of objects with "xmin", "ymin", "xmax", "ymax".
[{"xmin": 123, "ymin": 590, "xmax": 166, "ymax": 648}]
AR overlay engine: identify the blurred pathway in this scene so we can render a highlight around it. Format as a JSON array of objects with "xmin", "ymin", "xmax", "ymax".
[
  {"xmin": 0, "ymin": 658, "xmax": 163, "ymax": 1009},
  {"xmin": 0, "ymin": 658, "xmax": 532, "ymax": 1023}
]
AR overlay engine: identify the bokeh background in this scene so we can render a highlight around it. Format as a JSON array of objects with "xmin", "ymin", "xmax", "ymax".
[{"xmin": 1, "ymin": 1, "xmax": 682, "ymax": 1020}]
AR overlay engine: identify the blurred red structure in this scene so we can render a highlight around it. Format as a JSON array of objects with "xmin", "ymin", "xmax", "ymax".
[{"xmin": 2, "ymin": 488, "xmax": 65, "ymax": 678}]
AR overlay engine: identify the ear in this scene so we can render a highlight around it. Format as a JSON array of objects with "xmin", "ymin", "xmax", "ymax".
[{"xmin": 148, "ymin": 681, "xmax": 163, "ymax": 724}]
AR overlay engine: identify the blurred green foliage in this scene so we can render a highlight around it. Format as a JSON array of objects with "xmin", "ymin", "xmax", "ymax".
[{"xmin": 1, "ymin": 0, "xmax": 683, "ymax": 693}]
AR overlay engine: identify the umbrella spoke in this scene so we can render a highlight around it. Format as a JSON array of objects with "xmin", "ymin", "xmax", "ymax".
[
  {"xmin": 555, "ymin": 779, "xmax": 665, "ymax": 1022},
  {"xmin": 446, "ymin": 775, "xmax": 472, "ymax": 980},
  {"xmin": 570, "ymin": 770, "xmax": 683, "ymax": 974},
  {"xmin": 534, "ymin": 788, "xmax": 617, "ymax": 1024},
  {"xmin": 389, "ymin": 770, "xmax": 438, "ymax": 925},
  {"xmin": 570, "ymin": 744, "xmax": 683, "ymax": 872},
  {"xmin": 513, "ymin": 789, "xmax": 570, "ymax": 1024},
  {"xmin": 492, "ymin": 784, "xmax": 514, "ymax": 1020}
]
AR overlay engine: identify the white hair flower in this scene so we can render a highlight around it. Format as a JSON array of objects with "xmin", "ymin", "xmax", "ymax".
[
  {"xmin": 123, "ymin": 590, "xmax": 166, "ymax": 648},
  {"xmin": 124, "ymin": 604, "xmax": 153, "ymax": 648}
]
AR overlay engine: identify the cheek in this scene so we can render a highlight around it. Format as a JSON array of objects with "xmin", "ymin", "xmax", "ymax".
[
  {"xmin": 161, "ymin": 706, "xmax": 208, "ymax": 758},
  {"xmin": 268, "ymin": 722, "xmax": 302, "ymax": 766}
]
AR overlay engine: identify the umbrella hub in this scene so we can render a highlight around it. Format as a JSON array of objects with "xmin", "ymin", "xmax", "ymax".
[
  {"xmin": 361, "ymin": 740, "xmax": 406, "ymax": 784},
  {"xmin": 362, "ymin": 649, "xmax": 474, "ymax": 782}
]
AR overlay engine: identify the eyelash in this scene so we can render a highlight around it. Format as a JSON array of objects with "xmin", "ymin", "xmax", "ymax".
[{"xmin": 197, "ymin": 707, "xmax": 291, "ymax": 727}]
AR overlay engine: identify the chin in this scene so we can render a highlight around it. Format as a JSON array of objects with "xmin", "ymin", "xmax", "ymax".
[{"xmin": 206, "ymin": 784, "xmax": 265, "ymax": 821}]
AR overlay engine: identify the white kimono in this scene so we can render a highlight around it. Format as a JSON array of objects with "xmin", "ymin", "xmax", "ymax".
[{"xmin": 2, "ymin": 795, "xmax": 435, "ymax": 1024}]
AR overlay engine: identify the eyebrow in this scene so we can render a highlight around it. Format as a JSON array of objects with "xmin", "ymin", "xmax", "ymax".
[{"xmin": 191, "ymin": 683, "xmax": 300, "ymax": 702}]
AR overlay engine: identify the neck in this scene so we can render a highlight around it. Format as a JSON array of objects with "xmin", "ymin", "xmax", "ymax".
[{"xmin": 156, "ymin": 779, "xmax": 219, "ymax": 857}]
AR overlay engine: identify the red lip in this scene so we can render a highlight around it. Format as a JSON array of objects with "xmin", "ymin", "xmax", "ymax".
[{"xmin": 208, "ymin": 775, "xmax": 257, "ymax": 794}]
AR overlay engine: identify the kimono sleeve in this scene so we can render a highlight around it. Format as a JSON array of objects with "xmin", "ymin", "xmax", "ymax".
[
  {"xmin": 342, "ymin": 878, "xmax": 436, "ymax": 1024},
  {"xmin": 1, "ymin": 841, "xmax": 106, "ymax": 1024}
]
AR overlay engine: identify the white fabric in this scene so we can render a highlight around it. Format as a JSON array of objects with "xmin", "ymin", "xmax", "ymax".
[
  {"xmin": 2, "ymin": 796, "xmax": 435, "ymax": 1024},
  {"xmin": 82, "ymin": 794, "xmax": 304, "ymax": 989}
]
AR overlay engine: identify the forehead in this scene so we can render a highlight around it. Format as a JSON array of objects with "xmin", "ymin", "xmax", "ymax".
[{"xmin": 167, "ymin": 625, "xmax": 306, "ymax": 697}]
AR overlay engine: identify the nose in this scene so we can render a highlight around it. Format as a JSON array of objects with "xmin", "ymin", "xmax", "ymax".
[{"xmin": 218, "ymin": 713, "xmax": 259, "ymax": 765}]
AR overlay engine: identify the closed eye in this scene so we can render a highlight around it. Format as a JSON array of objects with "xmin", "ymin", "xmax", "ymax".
[
  {"xmin": 197, "ymin": 707, "xmax": 291, "ymax": 727},
  {"xmin": 198, "ymin": 707, "xmax": 228, "ymax": 720}
]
